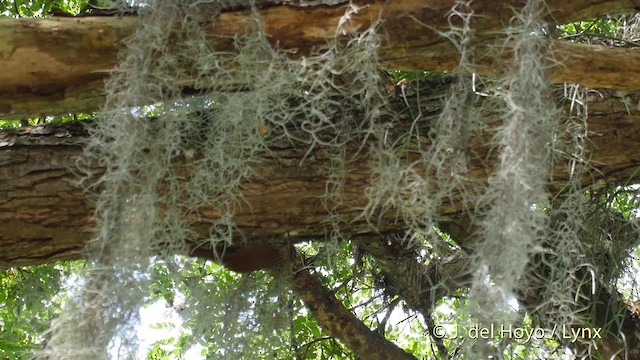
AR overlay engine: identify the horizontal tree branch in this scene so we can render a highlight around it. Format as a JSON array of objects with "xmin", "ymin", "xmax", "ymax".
[
  {"xmin": 1, "ymin": 80, "xmax": 639, "ymax": 268},
  {"xmin": 1, "ymin": 0, "xmax": 639, "ymax": 119}
]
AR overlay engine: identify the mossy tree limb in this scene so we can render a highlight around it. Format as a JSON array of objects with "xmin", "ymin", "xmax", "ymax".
[{"xmin": 1, "ymin": 83, "xmax": 639, "ymax": 267}]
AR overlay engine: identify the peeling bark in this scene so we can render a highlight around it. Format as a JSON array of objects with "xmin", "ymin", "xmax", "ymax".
[{"xmin": 1, "ymin": 0, "xmax": 639, "ymax": 118}]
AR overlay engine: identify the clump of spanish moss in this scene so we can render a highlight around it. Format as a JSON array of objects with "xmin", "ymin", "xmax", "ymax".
[{"xmin": 43, "ymin": 0, "xmax": 391, "ymax": 358}]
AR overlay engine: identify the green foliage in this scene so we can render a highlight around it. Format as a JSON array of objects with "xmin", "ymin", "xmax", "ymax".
[
  {"xmin": 555, "ymin": 15, "xmax": 640, "ymax": 47},
  {"xmin": 0, "ymin": 113, "xmax": 95, "ymax": 129},
  {"xmin": 0, "ymin": 262, "xmax": 82, "ymax": 359},
  {"xmin": 0, "ymin": 0, "xmax": 91, "ymax": 17},
  {"xmin": 145, "ymin": 342, "xmax": 173, "ymax": 360},
  {"xmin": 608, "ymin": 187, "xmax": 640, "ymax": 220}
]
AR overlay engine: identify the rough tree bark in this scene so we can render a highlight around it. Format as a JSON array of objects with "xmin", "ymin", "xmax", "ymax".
[
  {"xmin": 1, "ymin": 84, "xmax": 639, "ymax": 267},
  {"xmin": 1, "ymin": 0, "xmax": 639, "ymax": 119}
]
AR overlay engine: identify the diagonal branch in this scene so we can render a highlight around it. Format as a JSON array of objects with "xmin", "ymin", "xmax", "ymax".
[
  {"xmin": 189, "ymin": 243, "xmax": 417, "ymax": 358},
  {"xmin": 280, "ymin": 248, "xmax": 419, "ymax": 360}
]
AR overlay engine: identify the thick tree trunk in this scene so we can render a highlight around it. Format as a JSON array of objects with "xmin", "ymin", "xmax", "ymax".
[
  {"xmin": 1, "ymin": 84, "xmax": 639, "ymax": 267},
  {"xmin": 1, "ymin": 0, "xmax": 639, "ymax": 119}
]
